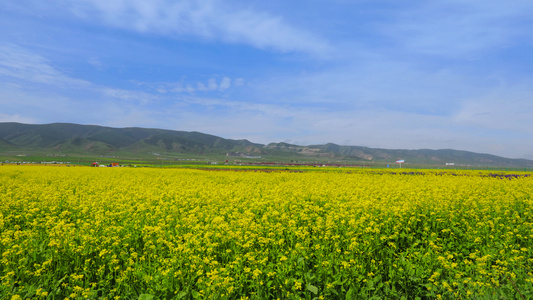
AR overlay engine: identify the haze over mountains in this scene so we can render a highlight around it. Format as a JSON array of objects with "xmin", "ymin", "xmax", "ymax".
[{"xmin": 1, "ymin": 122, "xmax": 532, "ymax": 167}]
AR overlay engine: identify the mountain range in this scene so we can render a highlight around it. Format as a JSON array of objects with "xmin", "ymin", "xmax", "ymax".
[{"xmin": 1, "ymin": 122, "xmax": 532, "ymax": 167}]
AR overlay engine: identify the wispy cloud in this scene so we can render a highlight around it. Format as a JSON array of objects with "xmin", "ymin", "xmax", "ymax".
[
  {"xmin": 0, "ymin": 43, "xmax": 90, "ymax": 87},
  {"xmin": 207, "ymin": 79, "xmax": 218, "ymax": 91},
  {"xmin": 87, "ymin": 57, "xmax": 105, "ymax": 70},
  {"xmin": 133, "ymin": 76, "xmax": 243, "ymax": 95},
  {"xmin": 219, "ymin": 77, "xmax": 231, "ymax": 91},
  {"xmin": 100, "ymin": 87, "xmax": 159, "ymax": 105},
  {"xmin": 233, "ymin": 78, "xmax": 245, "ymax": 87},
  {"xmin": 65, "ymin": 0, "xmax": 332, "ymax": 56}
]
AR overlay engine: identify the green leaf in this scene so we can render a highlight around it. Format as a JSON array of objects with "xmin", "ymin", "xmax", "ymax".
[
  {"xmin": 346, "ymin": 287, "xmax": 356, "ymax": 300},
  {"xmin": 176, "ymin": 291, "xmax": 188, "ymax": 299},
  {"xmin": 307, "ymin": 284, "xmax": 318, "ymax": 294},
  {"xmin": 138, "ymin": 294, "xmax": 155, "ymax": 300},
  {"xmin": 306, "ymin": 271, "xmax": 316, "ymax": 280}
]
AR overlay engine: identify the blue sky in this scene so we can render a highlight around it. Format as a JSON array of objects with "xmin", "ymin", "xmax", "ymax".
[{"xmin": 1, "ymin": 0, "xmax": 533, "ymax": 159}]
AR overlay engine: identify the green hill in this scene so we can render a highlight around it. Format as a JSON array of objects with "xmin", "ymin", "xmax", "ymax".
[
  {"xmin": 0, "ymin": 122, "xmax": 263, "ymax": 157},
  {"xmin": 1, "ymin": 122, "xmax": 532, "ymax": 168}
]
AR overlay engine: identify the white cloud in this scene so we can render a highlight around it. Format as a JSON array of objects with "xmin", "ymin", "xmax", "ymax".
[
  {"xmin": 234, "ymin": 78, "xmax": 245, "ymax": 86},
  {"xmin": 185, "ymin": 84, "xmax": 195, "ymax": 94},
  {"xmin": 87, "ymin": 57, "xmax": 106, "ymax": 70},
  {"xmin": 132, "ymin": 77, "xmax": 244, "ymax": 95},
  {"xmin": 66, "ymin": 0, "xmax": 332, "ymax": 56},
  {"xmin": 207, "ymin": 78, "xmax": 218, "ymax": 91},
  {"xmin": 168, "ymin": 83, "xmax": 186, "ymax": 93},
  {"xmin": 219, "ymin": 77, "xmax": 231, "ymax": 91},
  {"xmin": 197, "ymin": 82, "xmax": 208, "ymax": 91},
  {"xmin": 0, "ymin": 43, "xmax": 90, "ymax": 87},
  {"xmin": 100, "ymin": 87, "xmax": 158, "ymax": 105},
  {"xmin": 0, "ymin": 44, "xmax": 164, "ymax": 108}
]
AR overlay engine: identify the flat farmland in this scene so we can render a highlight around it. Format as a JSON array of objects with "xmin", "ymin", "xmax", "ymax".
[{"xmin": 1, "ymin": 166, "xmax": 532, "ymax": 299}]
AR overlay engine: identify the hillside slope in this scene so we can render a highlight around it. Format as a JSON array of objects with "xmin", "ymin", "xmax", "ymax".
[
  {"xmin": 1, "ymin": 122, "xmax": 532, "ymax": 167},
  {"xmin": 0, "ymin": 122, "xmax": 262, "ymax": 155}
]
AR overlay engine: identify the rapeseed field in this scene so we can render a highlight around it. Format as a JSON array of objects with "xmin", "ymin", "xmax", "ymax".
[{"xmin": 1, "ymin": 166, "xmax": 532, "ymax": 299}]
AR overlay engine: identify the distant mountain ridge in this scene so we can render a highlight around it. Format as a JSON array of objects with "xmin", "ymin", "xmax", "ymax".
[
  {"xmin": 264, "ymin": 142, "xmax": 533, "ymax": 167},
  {"xmin": 0, "ymin": 122, "xmax": 262, "ymax": 154},
  {"xmin": 1, "ymin": 122, "xmax": 532, "ymax": 167}
]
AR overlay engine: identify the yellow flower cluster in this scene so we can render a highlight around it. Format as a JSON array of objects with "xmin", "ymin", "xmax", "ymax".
[{"xmin": 1, "ymin": 166, "xmax": 532, "ymax": 298}]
